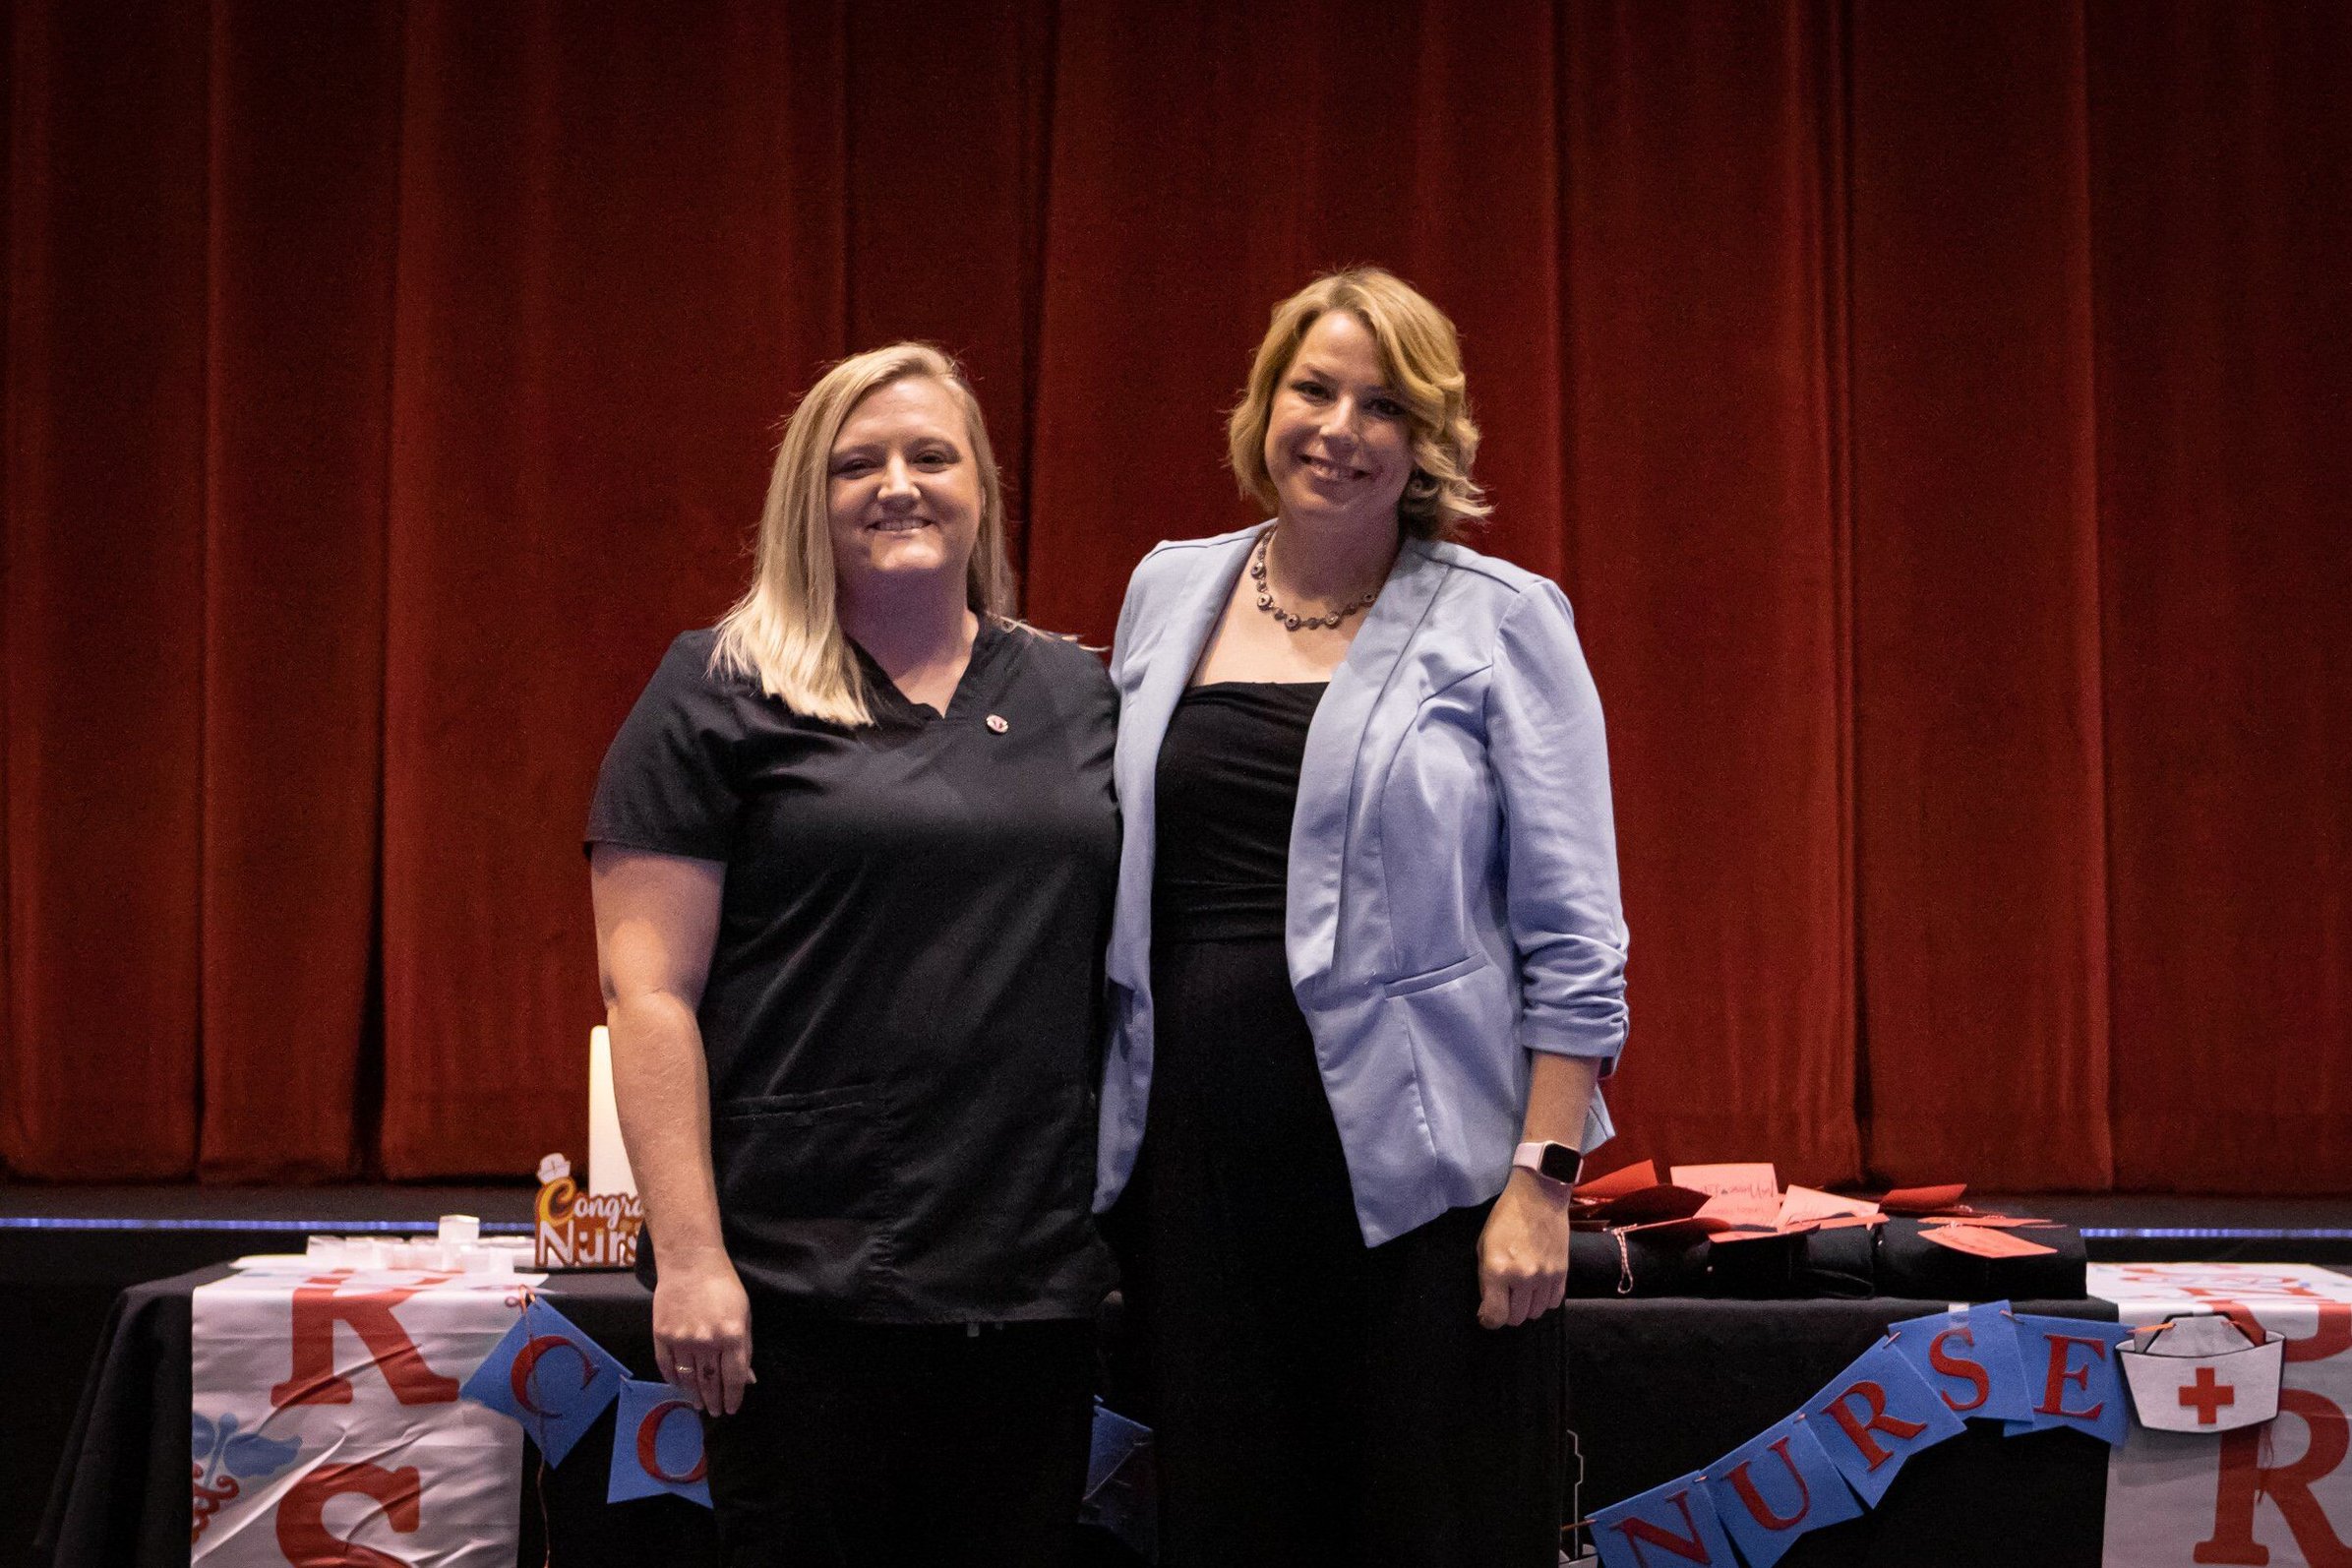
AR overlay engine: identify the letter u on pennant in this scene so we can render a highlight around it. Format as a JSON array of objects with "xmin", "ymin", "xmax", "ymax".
[{"xmin": 1703, "ymin": 1417, "xmax": 1863, "ymax": 1568}]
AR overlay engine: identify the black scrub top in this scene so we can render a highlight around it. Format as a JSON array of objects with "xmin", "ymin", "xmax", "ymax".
[{"xmin": 586, "ymin": 622, "xmax": 1118, "ymax": 1323}]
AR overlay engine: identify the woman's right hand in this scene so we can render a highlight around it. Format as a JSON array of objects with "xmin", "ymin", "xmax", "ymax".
[{"xmin": 652, "ymin": 1253, "xmax": 755, "ymax": 1416}]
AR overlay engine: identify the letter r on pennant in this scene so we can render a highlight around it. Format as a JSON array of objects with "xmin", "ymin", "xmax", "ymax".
[{"xmin": 1825, "ymin": 1380, "xmax": 1927, "ymax": 1471}]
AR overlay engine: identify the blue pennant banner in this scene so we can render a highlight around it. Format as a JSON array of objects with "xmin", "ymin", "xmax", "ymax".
[
  {"xmin": 458, "ymin": 1297, "xmax": 626, "ymax": 1467},
  {"xmin": 2009, "ymin": 1314, "xmax": 2135, "ymax": 1445},
  {"xmin": 1085, "ymin": 1400, "xmax": 1151, "ymax": 1501},
  {"xmin": 1889, "ymin": 1300, "xmax": 2033, "ymax": 1423},
  {"xmin": 1593, "ymin": 1470, "xmax": 1739, "ymax": 1568},
  {"xmin": 1800, "ymin": 1336, "xmax": 1967, "ymax": 1505},
  {"xmin": 608, "ymin": 1377, "xmax": 713, "ymax": 1507},
  {"xmin": 1700, "ymin": 1415, "xmax": 1862, "ymax": 1568}
]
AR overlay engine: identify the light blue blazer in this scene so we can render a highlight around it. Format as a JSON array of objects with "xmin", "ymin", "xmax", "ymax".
[{"xmin": 1094, "ymin": 522, "xmax": 1628, "ymax": 1246}]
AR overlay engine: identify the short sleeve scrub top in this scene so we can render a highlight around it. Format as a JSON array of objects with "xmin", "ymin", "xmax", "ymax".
[{"xmin": 585, "ymin": 622, "xmax": 1118, "ymax": 1324}]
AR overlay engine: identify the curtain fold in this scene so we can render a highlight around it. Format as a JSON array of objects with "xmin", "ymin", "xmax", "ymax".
[
  {"xmin": 376, "ymin": 0, "xmax": 850, "ymax": 1176},
  {"xmin": 1846, "ymin": 1, "xmax": 2113, "ymax": 1187},
  {"xmin": 196, "ymin": 0, "xmax": 404, "ymax": 1180},
  {"xmin": 2087, "ymin": 0, "xmax": 2352, "ymax": 1192},
  {"xmin": 3, "ymin": 2, "xmax": 211, "ymax": 1177},
  {"xmin": 1553, "ymin": 1, "xmax": 1858, "ymax": 1182},
  {"xmin": 2, "ymin": 0, "xmax": 2342, "ymax": 1191}
]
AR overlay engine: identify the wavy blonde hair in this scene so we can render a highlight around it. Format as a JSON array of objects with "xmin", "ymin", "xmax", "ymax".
[
  {"xmin": 710, "ymin": 343, "xmax": 1016, "ymax": 728},
  {"xmin": 1228, "ymin": 268, "xmax": 1489, "ymax": 541}
]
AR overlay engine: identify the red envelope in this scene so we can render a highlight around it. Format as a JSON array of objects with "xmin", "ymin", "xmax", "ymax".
[
  {"xmin": 1880, "ymin": 1183, "xmax": 1968, "ymax": 1215},
  {"xmin": 1574, "ymin": 1160, "xmax": 1658, "ymax": 1202},
  {"xmin": 1920, "ymin": 1223, "xmax": 2057, "ymax": 1259},
  {"xmin": 1594, "ymin": 1184, "xmax": 1714, "ymax": 1226}
]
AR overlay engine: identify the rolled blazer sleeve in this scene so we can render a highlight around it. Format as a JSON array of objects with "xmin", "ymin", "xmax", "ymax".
[{"xmin": 1486, "ymin": 580, "xmax": 1629, "ymax": 1067}]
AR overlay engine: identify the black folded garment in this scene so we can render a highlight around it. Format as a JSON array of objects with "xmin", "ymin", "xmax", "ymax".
[
  {"xmin": 1567, "ymin": 1228, "xmax": 1712, "ymax": 1297},
  {"xmin": 1794, "ymin": 1221, "xmax": 1879, "ymax": 1298},
  {"xmin": 1871, "ymin": 1218, "xmax": 2087, "ymax": 1300},
  {"xmin": 1704, "ymin": 1229, "xmax": 1810, "ymax": 1298}
]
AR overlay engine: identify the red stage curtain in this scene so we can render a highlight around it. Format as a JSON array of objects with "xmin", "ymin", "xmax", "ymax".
[{"xmin": 3, "ymin": 1, "xmax": 2344, "ymax": 1191}]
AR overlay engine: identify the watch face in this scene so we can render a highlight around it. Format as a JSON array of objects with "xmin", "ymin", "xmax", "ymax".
[{"xmin": 1538, "ymin": 1144, "xmax": 1582, "ymax": 1184}]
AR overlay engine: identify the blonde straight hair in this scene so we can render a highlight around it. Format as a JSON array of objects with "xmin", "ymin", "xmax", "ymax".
[
  {"xmin": 711, "ymin": 344, "xmax": 1017, "ymax": 727},
  {"xmin": 1228, "ymin": 268, "xmax": 1489, "ymax": 541}
]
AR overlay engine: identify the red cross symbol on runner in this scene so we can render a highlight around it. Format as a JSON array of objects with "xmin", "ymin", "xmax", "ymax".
[{"xmin": 2179, "ymin": 1365, "xmax": 2235, "ymax": 1425}]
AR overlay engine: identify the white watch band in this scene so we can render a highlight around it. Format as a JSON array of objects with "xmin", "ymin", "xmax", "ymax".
[{"xmin": 1512, "ymin": 1140, "xmax": 1579, "ymax": 1185}]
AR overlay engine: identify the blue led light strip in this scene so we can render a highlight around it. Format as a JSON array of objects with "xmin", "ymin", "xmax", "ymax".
[{"xmin": 2079, "ymin": 1227, "xmax": 2352, "ymax": 1241}]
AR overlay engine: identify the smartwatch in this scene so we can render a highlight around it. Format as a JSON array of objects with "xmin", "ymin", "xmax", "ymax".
[{"xmin": 1512, "ymin": 1140, "xmax": 1582, "ymax": 1187}]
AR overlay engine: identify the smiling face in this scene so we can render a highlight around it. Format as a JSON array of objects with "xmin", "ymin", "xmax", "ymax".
[
  {"xmin": 1262, "ymin": 310, "xmax": 1417, "ymax": 538},
  {"xmin": 824, "ymin": 375, "xmax": 983, "ymax": 604}
]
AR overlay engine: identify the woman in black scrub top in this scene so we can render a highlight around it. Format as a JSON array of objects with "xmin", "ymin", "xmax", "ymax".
[{"xmin": 586, "ymin": 343, "xmax": 1117, "ymax": 1567}]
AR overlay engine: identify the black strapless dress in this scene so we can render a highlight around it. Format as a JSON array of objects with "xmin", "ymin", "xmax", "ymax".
[{"xmin": 1117, "ymin": 682, "xmax": 1563, "ymax": 1568}]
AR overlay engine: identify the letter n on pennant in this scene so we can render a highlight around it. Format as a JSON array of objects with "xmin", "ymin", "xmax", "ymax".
[{"xmin": 1592, "ymin": 1473, "xmax": 1736, "ymax": 1568}]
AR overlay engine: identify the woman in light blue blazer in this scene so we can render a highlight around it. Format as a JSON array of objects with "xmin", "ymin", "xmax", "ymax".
[{"xmin": 1095, "ymin": 269, "xmax": 1629, "ymax": 1565}]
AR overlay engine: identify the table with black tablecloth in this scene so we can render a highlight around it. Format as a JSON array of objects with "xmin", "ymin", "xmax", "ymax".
[
  {"xmin": 40, "ymin": 1267, "xmax": 2117, "ymax": 1567},
  {"xmin": 37, "ymin": 1268, "xmax": 716, "ymax": 1568}
]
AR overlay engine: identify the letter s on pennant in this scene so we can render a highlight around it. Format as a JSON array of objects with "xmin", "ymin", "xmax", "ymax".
[{"xmin": 1928, "ymin": 1327, "xmax": 1991, "ymax": 1415}]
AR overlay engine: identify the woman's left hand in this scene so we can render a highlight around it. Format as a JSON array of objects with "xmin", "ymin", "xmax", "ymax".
[{"xmin": 1477, "ymin": 1169, "xmax": 1574, "ymax": 1328}]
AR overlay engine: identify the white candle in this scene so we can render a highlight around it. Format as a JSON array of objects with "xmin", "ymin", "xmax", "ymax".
[{"xmin": 588, "ymin": 1025, "xmax": 638, "ymax": 1198}]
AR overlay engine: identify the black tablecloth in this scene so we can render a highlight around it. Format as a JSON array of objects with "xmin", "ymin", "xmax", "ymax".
[{"xmin": 40, "ymin": 1269, "xmax": 2116, "ymax": 1567}]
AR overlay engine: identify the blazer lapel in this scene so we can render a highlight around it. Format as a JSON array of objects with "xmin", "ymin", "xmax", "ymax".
[
  {"xmin": 1119, "ymin": 526, "xmax": 1264, "ymax": 797},
  {"xmin": 1108, "ymin": 526, "xmax": 1265, "ymax": 993},
  {"xmin": 1288, "ymin": 541, "xmax": 1451, "ymax": 997}
]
